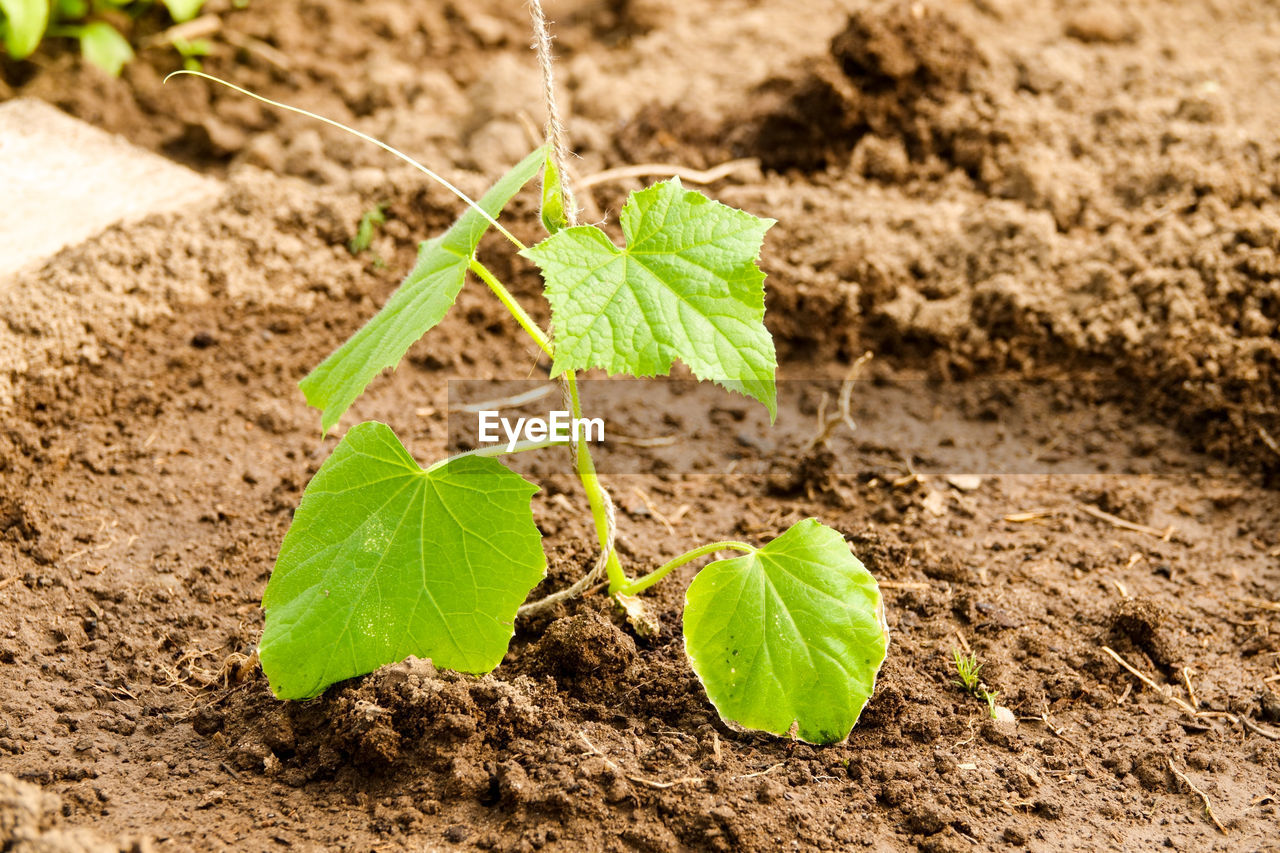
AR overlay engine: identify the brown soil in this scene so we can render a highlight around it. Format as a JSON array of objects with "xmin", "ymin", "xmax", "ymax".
[{"xmin": 4, "ymin": 0, "xmax": 1280, "ymax": 850}]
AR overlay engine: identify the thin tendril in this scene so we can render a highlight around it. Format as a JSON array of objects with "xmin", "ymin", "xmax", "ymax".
[{"xmin": 162, "ymin": 70, "xmax": 529, "ymax": 252}]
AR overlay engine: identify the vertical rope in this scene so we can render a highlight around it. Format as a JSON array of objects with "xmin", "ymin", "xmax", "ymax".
[
  {"xmin": 530, "ymin": 0, "xmax": 583, "ymax": 465},
  {"xmin": 529, "ymin": 0, "xmax": 578, "ymax": 227},
  {"xmin": 517, "ymin": 1, "xmax": 618, "ymax": 618}
]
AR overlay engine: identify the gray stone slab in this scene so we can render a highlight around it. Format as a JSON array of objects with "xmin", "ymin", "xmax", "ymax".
[{"xmin": 0, "ymin": 98, "xmax": 221, "ymax": 280}]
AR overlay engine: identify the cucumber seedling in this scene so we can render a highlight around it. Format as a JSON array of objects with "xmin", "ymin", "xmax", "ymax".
[{"xmin": 175, "ymin": 13, "xmax": 889, "ymax": 744}]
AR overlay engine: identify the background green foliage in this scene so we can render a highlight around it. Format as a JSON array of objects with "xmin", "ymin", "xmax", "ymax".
[{"xmin": 1, "ymin": 0, "xmax": 205, "ymax": 75}]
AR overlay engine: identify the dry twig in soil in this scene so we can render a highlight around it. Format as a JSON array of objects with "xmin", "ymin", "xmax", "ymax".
[
  {"xmin": 577, "ymin": 731, "xmax": 705, "ymax": 790},
  {"xmin": 733, "ymin": 763, "xmax": 784, "ymax": 781},
  {"xmin": 1004, "ymin": 509, "xmax": 1057, "ymax": 523},
  {"xmin": 1167, "ymin": 758, "xmax": 1227, "ymax": 834},
  {"xmin": 1102, "ymin": 646, "xmax": 1280, "ymax": 740},
  {"xmin": 1239, "ymin": 596, "xmax": 1280, "ymax": 614},
  {"xmin": 1101, "ymin": 646, "xmax": 1199, "ymax": 717},
  {"xmin": 1079, "ymin": 503, "xmax": 1174, "ymax": 540},
  {"xmin": 577, "ymin": 158, "xmax": 760, "ymax": 190}
]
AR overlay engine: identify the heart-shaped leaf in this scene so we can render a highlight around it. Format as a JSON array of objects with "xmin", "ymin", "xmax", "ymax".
[
  {"xmin": 683, "ymin": 519, "xmax": 888, "ymax": 743},
  {"xmin": 260, "ymin": 422, "xmax": 546, "ymax": 699}
]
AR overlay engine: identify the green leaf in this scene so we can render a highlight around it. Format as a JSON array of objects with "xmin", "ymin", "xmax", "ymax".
[
  {"xmin": 55, "ymin": 0, "xmax": 88, "ymax": 18},
  {"xmin": 522, "ymin": 178, "xmax": 778, "ymax": 419},
  {"xmin": 77, "ymin": 21, "xmax": 132, "ymax": 76},
  {"xmin": 161, "ymin": 0, "xmax": 203, "ymax": 21},
  {"xmin": 0, "ymin": 0, "xmax": 48, "ymax": 59},
  {"xmin": 539, "ymin": 150, "xmax": 568, "ymax": 234},
  {"xmin": 259, "ymin": 422, "xmax": 546, "ymax": 700},
  {"xmin": 683, "ymin": 519, "xmax": 889, "ymax": 744},
  {"xmin": 301, "ymin": 146, "xmax": 545, "ymax": 434}
]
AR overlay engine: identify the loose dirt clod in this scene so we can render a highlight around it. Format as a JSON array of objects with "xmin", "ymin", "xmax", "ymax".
[
  {"xmin": 531, "ymin": 612, "xmax": 637, "ymax": 686},
  {"xmin": 1108, "ymin": 598, "xmax": 1184, "ymax": 672},
  {"xmin": 740, "ymin": 1, "xmax": 982, "ymax": 172}
]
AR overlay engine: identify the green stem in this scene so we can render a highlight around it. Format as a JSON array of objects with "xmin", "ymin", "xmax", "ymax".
[
  {"xmin": 469, "ymin": 259, "xmax": 625, "ymax": 593},
  {"xmin": 617, "ymin": 540, "xmax": 757, "ymax": 596},
  {"xmin": 469, "ymin": 259, "xmax": 552, "ymax": 357},
  {"xmin": 562, "ymin": 371, "xmax": 629, "ymax": 592},
  {"xmin": 424, "ymin": 437, "xmax": 566, "ymax": 473}
]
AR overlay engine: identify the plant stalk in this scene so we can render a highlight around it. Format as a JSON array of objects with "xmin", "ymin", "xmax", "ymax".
[
  {"xmin": 561, "ymin": 371, "xmax": 628, "ymax": 592},
  {"xmin": 618, "ymin": 541, "xmax": 757, "ymax": 596},
  {"xmin": 470, "ymin": 261, "xmax": 626, "ymax": 593},
  {"xmin": 469, "ymin": 259, "xmax": 552, "ymax": 357},
  {"xmin": 527, "ymin": 1, "xmax": 629, "ymax": 594}
]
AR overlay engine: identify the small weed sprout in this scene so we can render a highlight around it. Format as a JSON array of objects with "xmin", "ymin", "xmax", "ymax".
[
  {"xmin": 173, "ymin": 3, "xmax": 890, "ymax": 745},
  {"xmin": 982, "ymin": 687, "xmax": 1001, "ymax": 719},
  {"xmin": 171, "ymin": 35, "xmax": 212, "ymax": 72},
  {"xmin": 348, "ymin": 203, "xmax": 387, "ymax": 256},
  {"xmin": 953, "ymin": 649, "xmax": 1000, "ymax": 719},
  {"xmin": 952, "ymin": 649, "xmax": 982, "ymax": 693}
]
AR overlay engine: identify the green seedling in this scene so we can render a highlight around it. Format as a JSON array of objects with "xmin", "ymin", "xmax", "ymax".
[
  {"xmin": 1, "ymin": 0, "xmax": 49, "ymax": 60},
  {"xmin": 160, "ymin": 0, "xmax": 201, "ymax": 21},
  {"xmin": 170, "ymin": 34, "xmax": 210, "ymax": 72},
  {"xmin": 174, "ymin": 50, "xmax": 890, "ymax": 744},
  {"xmin": 348, "ymin": 202, "xmax": 387, "ymax": 259},
  {"xmin": 953, "ymin": 649, "xmax": 982, "ymax": 693},
  {"xmin": 953, "ymin": 649, "xmax": 1000, "ymax": 719},
  {"xmin": 982, "ymin": 688, "xmax": 1001, "ymax": 719},
  {"xmin": 68, "ymin": 19, "xmax": 131, "ymax": 75},
  {"xmin": 1, "ymin": 0, "xmax": 203, "ymax": 75}
]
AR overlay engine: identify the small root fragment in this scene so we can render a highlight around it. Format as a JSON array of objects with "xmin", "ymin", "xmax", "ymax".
[
  {"xmin": 630, "ymin": 487, "xmax": 676, "ymax": 535},
  {"xmin": 456, "ymin": 383, "xmax": 556, "ymax": 413},
  {"xmin": 1240, "ymin": 596, "xmax": 1280, "ymax": 614},
  {"xmin": 607, "ymin": 433, "xmax": 679, "ymax": 447},
  {"xmin": 577, "ymin": 158, "xmax": 760, "ymax": 190},
  {"xmin": 577, "ymin": 731, "xmax": 704, "ymax": 790},
  {"xmin": 1004, "ymin": 509, "xmax": 1057, "ymax": 523},
  {"xmin": 142, "ymin": 13, "xmax": 221, "ymax": 48},
  {"xmin": 1181, "ymin": 667, "xmax": 1200, "ymax": 710},
  {"xmin": 1258, "ymin": 426, "xmax": 1280, "ymax": 457},
  {"xmin": 1168, "ymin": 758, "xmax": 1227, "ymax": 834},
  {"xmin": 1032, "ymin": 709, "xmax": 1084, "ymax": 754},
  {"xmin": 805, "ymin": 351, "xmax": 873, "ymax": 451},
  {"xmin": 733, "ymin": 762, "xmax": 784, "ymax": 781},
  {"xmin": 1239, "ymin": 715, "xmax": 1280, "ymax": 741},
  {"xmin": 519, "ymin": 479, "xmax": 616, "ymax": 620},
  {"xmin": 1079, "ymin": 503, "xmax": 1174, "ymax": 540},
  {"xmin": 1101, "ymin": 646, "xmax": 1198, "ymax": 717},
  {"xmin": 1102, "ymin": 647, "xmax": 1280, "ymax": 739}
]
